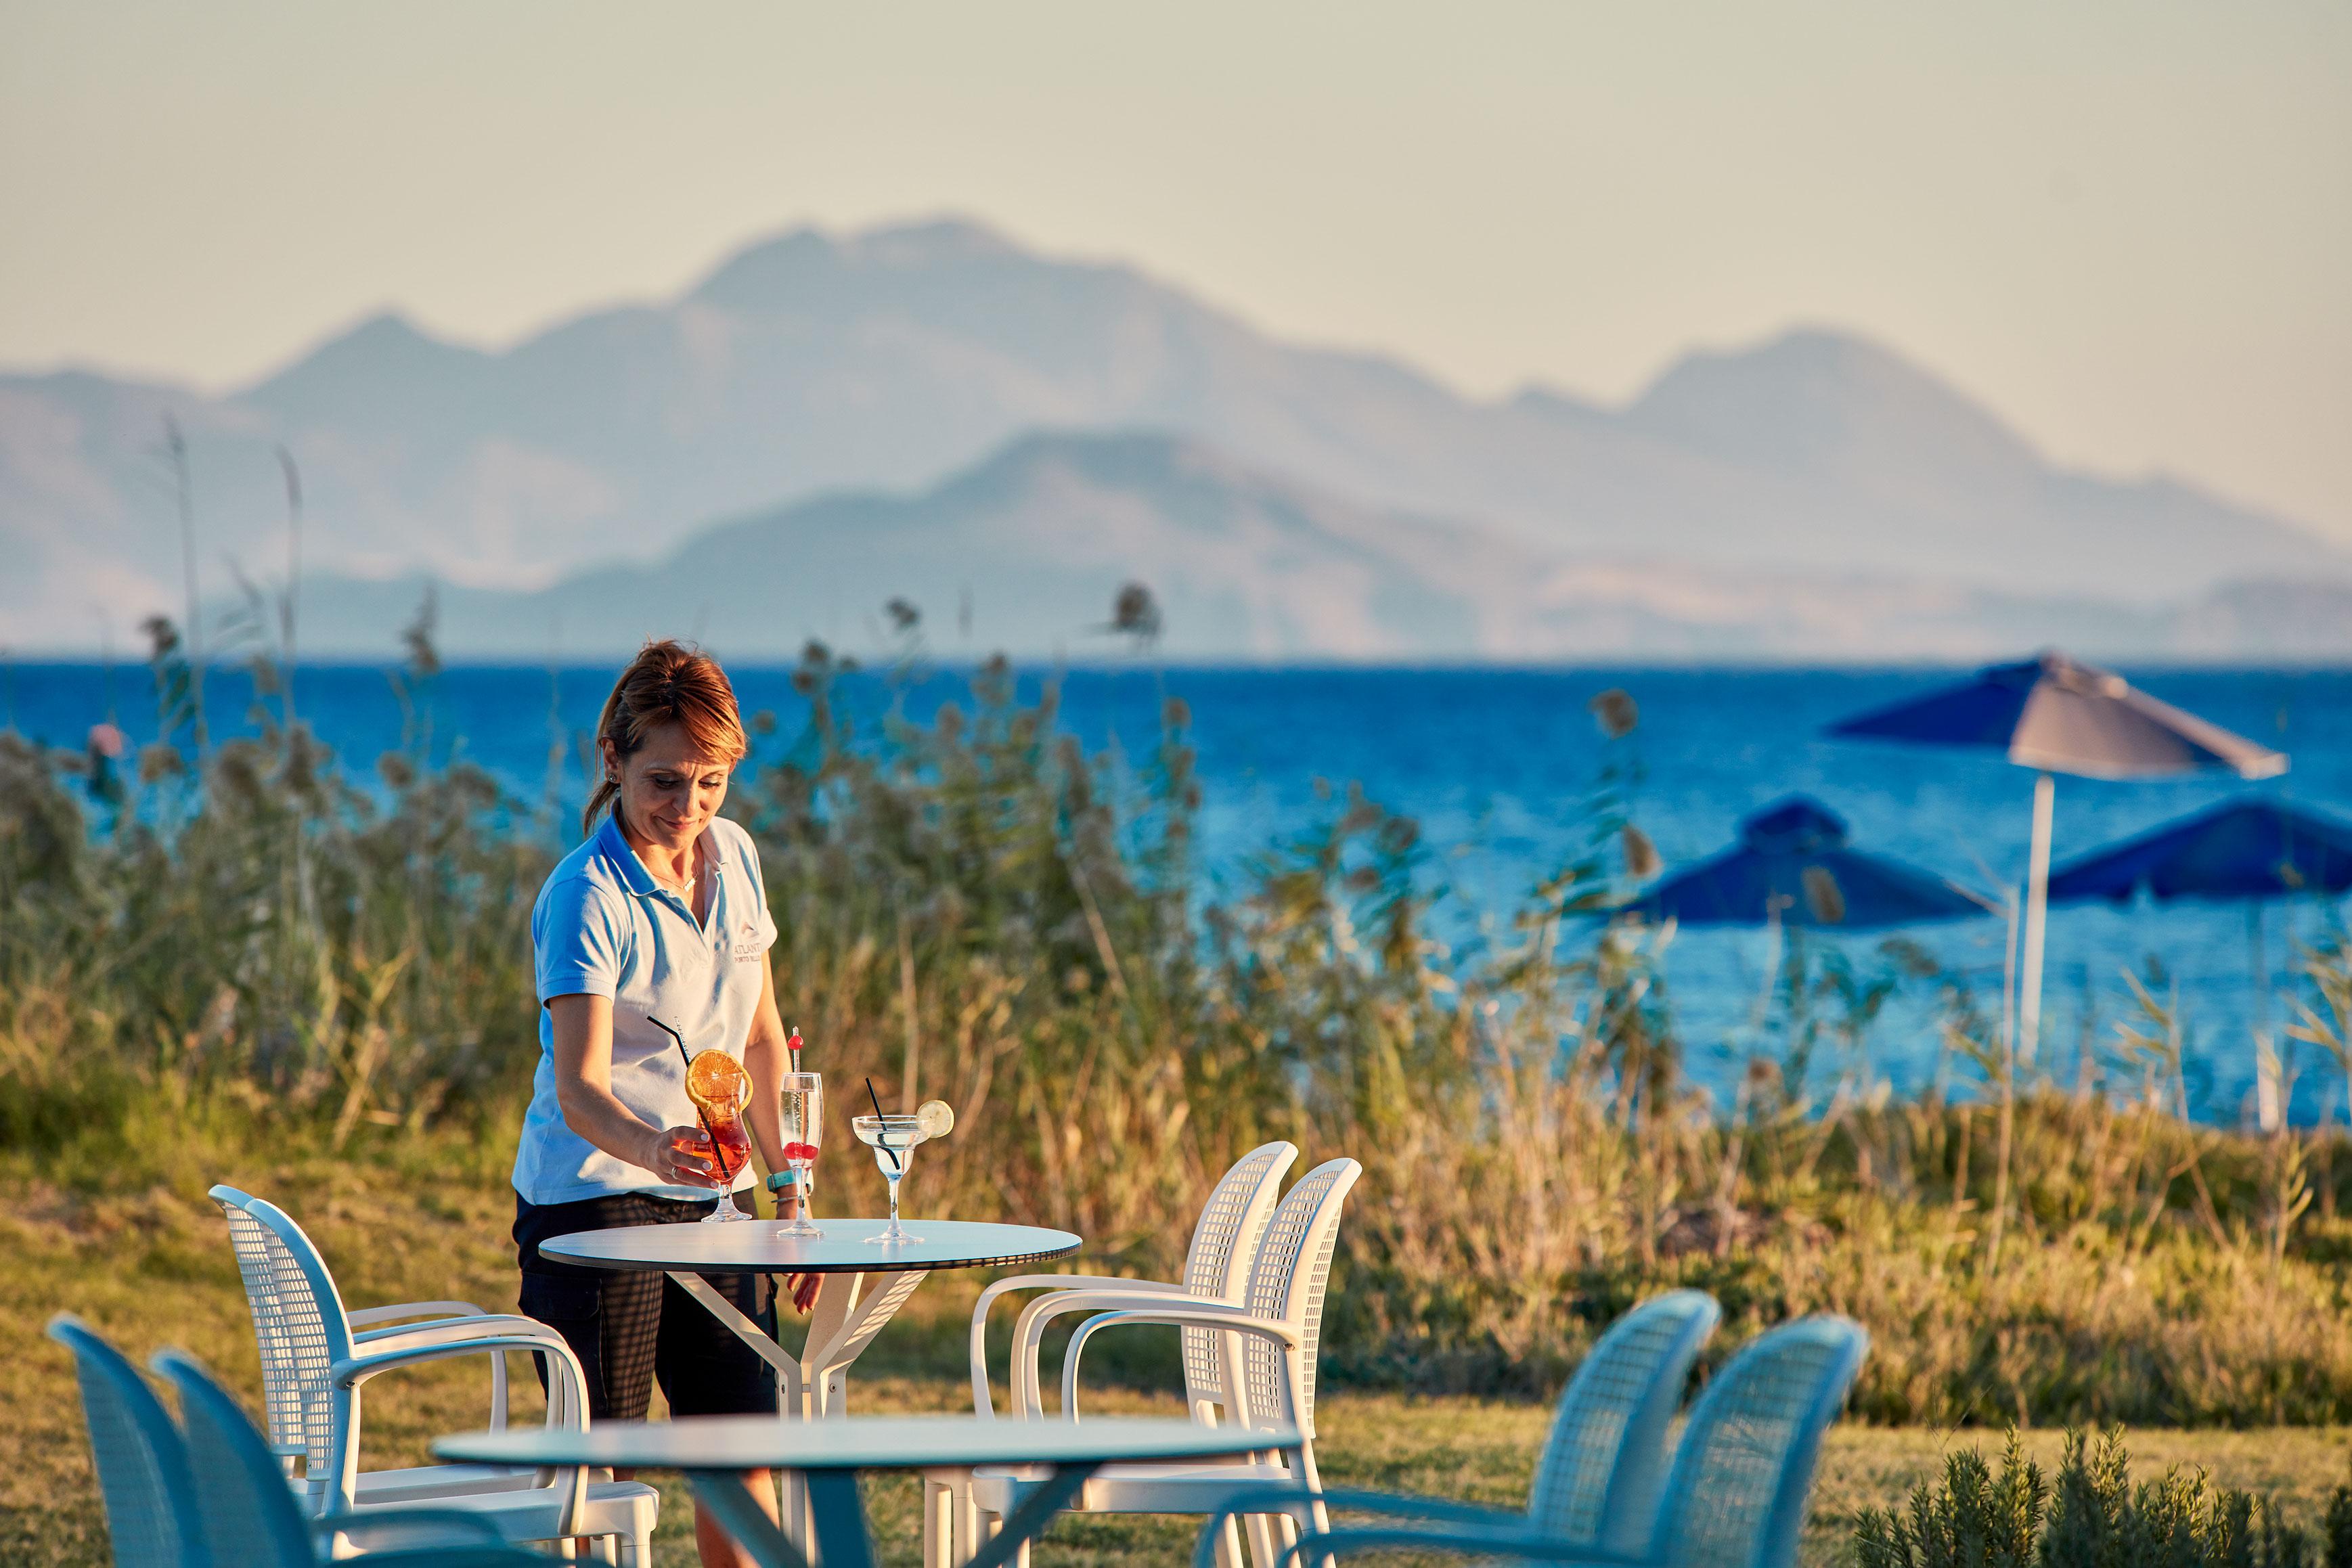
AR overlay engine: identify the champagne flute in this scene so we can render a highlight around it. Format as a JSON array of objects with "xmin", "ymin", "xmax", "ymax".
[{"xmin": 776, "ymin": 1071, "xmax": 824, "ymax": 1238}]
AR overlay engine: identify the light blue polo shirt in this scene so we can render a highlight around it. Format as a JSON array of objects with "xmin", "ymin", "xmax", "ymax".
[{"xmin": 514, "ymin": 811, "xmax": 778, "ymax": 1205}]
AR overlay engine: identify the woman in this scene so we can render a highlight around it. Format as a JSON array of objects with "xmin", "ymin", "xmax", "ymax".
[{"xmin": 513, "ymin": 639, "xmax": 793, "ymax": 1568}]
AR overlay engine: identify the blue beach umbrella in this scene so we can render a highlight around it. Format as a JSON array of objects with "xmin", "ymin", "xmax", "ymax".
[
  {"xmin": 2046, "ymin": 798, "xmax": 2352, "ymax": 907},
  {"xmin": 2045, "ymin": 797, "xmax": 2352, "ymax": 1127},
  {"xmin": 1825, "ymin": 650, "xmax": 2286, "ymax": 1060},
  {"xmin": 1632, "ymin": 795, "xmax": 1993, "ymax": 931}
]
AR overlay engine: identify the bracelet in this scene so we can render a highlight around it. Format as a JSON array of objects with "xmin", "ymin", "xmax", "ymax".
[{"xmin": 765, "ymin": 1171, "xmax": 797, "ymax": 1193}]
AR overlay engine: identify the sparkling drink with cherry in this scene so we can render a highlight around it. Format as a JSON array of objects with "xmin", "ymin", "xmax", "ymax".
[{"xmin": 776, "ymin": 1070, "xmax": 824, "ymax": 1238}]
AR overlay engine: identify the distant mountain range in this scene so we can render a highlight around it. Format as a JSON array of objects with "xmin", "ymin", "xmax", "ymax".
[
  {"xmin": 5, "ymin": 216, "xmax": 2349, "ymax": 660},
  {"xmin": 281, "ymin": 429, "xmax": 2352, "ymax": 665}
]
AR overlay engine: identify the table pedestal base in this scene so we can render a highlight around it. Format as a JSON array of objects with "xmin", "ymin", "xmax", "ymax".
[
  {"xmin": 670, "ymin": 1265, "xmax": 931, "ymax": 1558},
  {"xmin": 690, "ymin": 1461, "xmax": 1105, "ymax": 1568}
]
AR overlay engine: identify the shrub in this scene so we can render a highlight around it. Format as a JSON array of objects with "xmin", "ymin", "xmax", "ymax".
[
  {"xmin": 1854, "ymin": 1430, "xmax": 2045, "ymax": 1568},
  {"xmin": 1857, "ymin": 1429, "xmax": 2339, "ymax": 1568}
]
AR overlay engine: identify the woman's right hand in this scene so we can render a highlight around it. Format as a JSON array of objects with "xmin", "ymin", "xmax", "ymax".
[{"xmin": 646, "ymin": 1125, "xmax": 724, "ymax": 1187}]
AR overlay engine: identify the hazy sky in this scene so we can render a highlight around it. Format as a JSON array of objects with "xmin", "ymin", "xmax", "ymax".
[{"xmin": 4, "ymin": 1, "xmax": 2348, "ymax": 536}]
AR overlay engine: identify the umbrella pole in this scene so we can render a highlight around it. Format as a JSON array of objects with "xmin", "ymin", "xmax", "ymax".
[
  {"xmin": 2251, "ymin": 903, "xmax": 2269, "ymax": 1046},
  {"xmin": 1750, "ymin": 899, "xmax": 1785, "ymax": 1041},
  {"xmin": 2018, "ymin": 771, "xmax": 2056, "ymax": 1067}
]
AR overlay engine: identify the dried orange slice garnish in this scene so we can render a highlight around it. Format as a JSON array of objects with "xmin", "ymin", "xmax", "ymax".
[{"xmin": 686, "ymin": 1048, "xmax": 748, "ymax": 1110}]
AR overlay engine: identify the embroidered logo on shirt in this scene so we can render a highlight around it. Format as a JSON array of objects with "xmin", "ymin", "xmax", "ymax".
[{"xmin": 733, "ymin": 918, "xmax": 763, "ymax": 962}]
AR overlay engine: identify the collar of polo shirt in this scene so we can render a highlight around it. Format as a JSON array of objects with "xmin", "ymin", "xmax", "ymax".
[{"xmin": 600, "ymin": 813, "xmax": 713, "ymax": 904}]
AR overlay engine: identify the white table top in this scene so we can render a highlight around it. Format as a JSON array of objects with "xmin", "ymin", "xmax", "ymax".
[
  {"xmin": 436, "ymin": 1414, "xmax": 1300, "ymax": 1471},
  {"xmin": 537, "ymin": 1218, "xmax": 1081, "ymax": 1275}
]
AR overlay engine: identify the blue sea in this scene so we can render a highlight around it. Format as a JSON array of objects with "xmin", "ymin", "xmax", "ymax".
[{"xmin": 12, "ymin": 659, "xmax": 2352, "ymax": 1123}]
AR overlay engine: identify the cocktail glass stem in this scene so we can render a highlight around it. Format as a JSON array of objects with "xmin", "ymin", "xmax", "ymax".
[
  {"xmin": 870, "ymin": 1147, "xmax": 921, "ymax": 1242},
  {"xmin": 777, "ymin": 1168, "xmax": 823, "ymax": 1238}
]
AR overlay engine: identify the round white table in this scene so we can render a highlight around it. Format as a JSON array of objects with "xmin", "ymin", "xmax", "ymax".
[
  {"xmin": 537, "ymin": 1217, "xmax": 1080, "ymax": 1556},
  {"xmin": 436, "ymin": 1414, "xmax": 1304, "ymax": 1568}
]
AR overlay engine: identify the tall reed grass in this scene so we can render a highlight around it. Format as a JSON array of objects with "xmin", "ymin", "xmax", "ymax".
[{"xmin": 7, "ymin": 628, "xmax": 2352, "ymax": 1425}]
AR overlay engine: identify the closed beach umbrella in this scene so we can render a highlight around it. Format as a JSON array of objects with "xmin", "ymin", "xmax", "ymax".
[
  {"xmin": 1826, "ymin": 650, "xmax": 2286, "ymax": 1059},
  {"xmin": 1632, "ymin": 795, "xmax": 1993, "ymax": 931}
]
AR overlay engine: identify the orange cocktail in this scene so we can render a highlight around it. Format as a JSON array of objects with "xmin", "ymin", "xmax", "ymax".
[{"xmin": 686, "ymin": 1049, "xmax": 755, "ymax": 1223}]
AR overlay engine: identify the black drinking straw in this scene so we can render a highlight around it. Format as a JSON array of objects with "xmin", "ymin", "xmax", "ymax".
[
  {"xmin": 864, "ymin": 1076, "xmax": 902, "ymax": 1173},
  {"xmin": 651, "ymin": 1016, "xmax": 736, "ymax": 1186}
]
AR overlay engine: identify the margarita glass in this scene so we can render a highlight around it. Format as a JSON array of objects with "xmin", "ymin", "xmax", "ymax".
[{"xmin": 851, "ymin": 1115, "xmax": 929, "ymax": 1243}]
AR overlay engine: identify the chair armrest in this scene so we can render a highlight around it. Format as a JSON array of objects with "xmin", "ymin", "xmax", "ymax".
[
  {"xmin": 349, "ymin": 1314, "xmax": 529, "ymax": 1433},
  {"xmin": 1279, "ymin": 1526, "xmax": 1626, "ymax": 1568},
  {"xmin": 1062, "ymin": 1308, "xmax": 1299, "ymax": 1425},
  {"xmin": 313, "ymin": 1505, "xmax": 511, "ymax": 1550},
  {"xmin": 1189, "ymin": 1490, "xmax": 1530, "ymax": 1568},
  {"xmin": 1307, "ymin": 1491, "xmax": 1526, "ymax": 1528},
  {"xmin": 1193, "ymin": 1485, "xmax": 1321, "ymax": 1568},
  {"xmin": 324, "ymin": 1331, "xmax": 593, "ymax": 1517},
  {"xmin": 351, "ymin": 1315, "xmax": 562, "ymax": 1350},
  {"xmin": 330, "ymin": 1330, "xmax": 582, "ymax": 1393},
  {"xmin": 348, "ymin": 1299, "xmax": 491, "ymax": 1328},
  {"xmin": 969, "ymin": 1273, "xmax": 1182, "ymax": 1416},
  {"xmin": 1007, "ymin": 1286, "xmax": 1224, "ymax": 1418}
]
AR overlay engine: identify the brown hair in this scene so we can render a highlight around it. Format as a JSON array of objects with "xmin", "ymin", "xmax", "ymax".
[{"xmin": 582, "ymin": 640, "xmax": 749, "ymax": 835}]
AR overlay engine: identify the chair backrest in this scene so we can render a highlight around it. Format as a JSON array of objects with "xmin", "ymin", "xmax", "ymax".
[
  {"xmin": 1526, "ymin": 1289, "xmax": 1721, "ymax": 1556},
  {"xmin": 1235, "ymin": 1157, "xmax": 1360, "ymax": 1439},
  {"xmin": 47, "ymin": 1315, "xmax": 208, "ymax": 1568},
  {"xmin": 206, "ymin": 1185, "xmax": 357, "ymax": 1483},
  {"xmin": 151, "ymin": 1349, "xmax": 317, "ymax": 1568},
  {"xmin": 1177, "ymin": 1141, "xmax": 1296, "ymax": 1406},
  {"xmin": 1649, "ymin": 1316, "xmax": 1869, "ymax": 1568}
]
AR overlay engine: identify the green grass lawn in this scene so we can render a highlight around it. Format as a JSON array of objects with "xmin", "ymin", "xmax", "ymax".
[{"xmin": 7, "ymin": 1161, "xmax": 2351, "ymax": 1566}]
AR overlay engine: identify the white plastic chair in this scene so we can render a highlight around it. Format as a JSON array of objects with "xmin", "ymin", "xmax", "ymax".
[
  {"xmin": 918, "ymin": 1142, "xmax": 1296, "ymax": 1565},
  {"xmin": 969, "ymin": 1157, "xmax": 1362, "ymax": 1568},
  {"xmin": 207, "ymin": 1186, "xmax": 657, "ymax": 1562},
  {"xmin": 211, "ymin": 1185, "xmax": 528, "ymax": 1506},
  {"xmin": 969, "ymin": 1140, "xmax": 1297, "ymax": 1423}
]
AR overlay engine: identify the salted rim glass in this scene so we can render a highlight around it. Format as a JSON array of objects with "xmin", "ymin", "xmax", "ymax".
[{"xmin": 851, "ymin": 1114, "xmax": 930, "ymax": 1244}]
